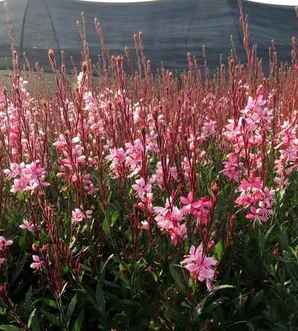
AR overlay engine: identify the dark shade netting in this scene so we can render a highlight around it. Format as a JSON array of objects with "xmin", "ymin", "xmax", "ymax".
[{"xmin": 0, "ymin": 0, "xmax": 297, "ymax": 69}]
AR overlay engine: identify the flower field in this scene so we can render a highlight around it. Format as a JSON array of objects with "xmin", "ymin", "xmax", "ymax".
[{"xmin": 0, "ymin": 15, "xmax": 298, "ymax": 331}]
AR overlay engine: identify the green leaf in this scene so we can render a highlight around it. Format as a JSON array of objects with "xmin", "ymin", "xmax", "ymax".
[
  {"xmin": 264, "ymin": 223, "xmax": 276, "ymax": 245},
  {"xmin": 209, "ymin": 284, "xmax": 236, "ymax": 295},
  {"xmin": 34, "ymin": 298, "xmax": 57, "ymax": 309},
  {"xmin": 96, "ymin": 283, "xmax": 105, "ymax": 314},
  {"xmin": 72, "ymin": 309, "xmax": 84, "ymax": 331},
  {"xmin": 100, "ymin": 254, "xmax": 114, "ymax": 277},
  {"xmin": 169, "ymin": 264, "xmax": 187, "ymax": 293},
  {"xmin": 197, "ymin": 284, "xmax": 236, "ymax": 316},
  {"xmin": 102, "ymin": 210, "xmax": 119, "ymax": 236},
  {"xmin": 16, "ymin": 192, "xmax": 27, "ymax": 202},
  {"xmin": 43, "ymin": 311, "xmax": 61, "ymax": 327},
  {"xmin": 279, "ymin": 229, "xmax": 289, "ymax": 251},
  {"xmin": 27, "ymin": 308, "xmax": 37, "ymax": 328},
  {"xmin": 27, "ymin": 309, "xmax": 41, "ymax": 331},
  {"xmin": 67, "ymin": 294, "xmax": 78, "ymax": 325},
  {"xmin": 0, "ymin": 326, "xmax": 20, "ymax": 331},
  {"xmin": 214, "ymin": 241, "xmax": 224, "ymax": 261},
  {"xmin": 24, "ymin": 286, "xmax": 33, "ymax": 316},
  {"xmin": 17, "ymin": 235, "xmax": 27, "ymax": 252},
  {"xmin": 111, "ymin": 211, "xmax": 119, "ymax": 227},
  {"xmin": 102, "ymin": 216, "xmax": 110, "ymax": 237}
]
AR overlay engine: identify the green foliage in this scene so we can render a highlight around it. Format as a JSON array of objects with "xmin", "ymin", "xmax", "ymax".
[{"xmin": 0, "ymin": 170, "xmax": 297, "ymax": 331}]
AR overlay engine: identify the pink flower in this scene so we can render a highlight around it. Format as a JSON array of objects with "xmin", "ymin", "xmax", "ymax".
[
  {"xmin": 235, "ymin": 177, "xmax": 274, "ymax": 223},
  {"xmin": 3, "ymin": 163, "xmax": 21, "ymax": 178},
  {"xmin": 125, "ymin": 139, "xmax": 144, "ymax": 176},
  {"xmin": 181, "ymin": 244, "xmax": 217, "ymax": 290},
  {"xmin": 30, "ymin": 255, "xmax": 43, "ymax": 271},
  {"xmin": 53, "ymin": 134, "xmax": 67, "ymax": 150},
  {"xmin": 154, "ymin": 199, "xmax": 186, "ymax": 245},
  {"xmin": 192, "ymin": 197, "xmax": 214, "ymax": 226},
  {"xmin": 223, "ymin": 153, "xmax": 242, "ymax": 182},
  {"xmin": 54, "ymin": 135, "xmax": 93, "ymax": 190},
  {"xmin": 83, "ymin": 174, "xmax": 95, "ymax": 194},
  {"xmin": 106, "ymin": 147, "xmax": 127, "ymax": 178},
  {"xmin": 182, "ymin": 157, "xmax": 192, "ymax": 180},
  {"xmin": 180, "ymin": 191, "xmax": 196, "ymax": 213},
  {"xmin": 0, "ymin": 236, "xmax": 13, "ymax": 268},
  {"xmin": 71, "ymin": 208, "xmax": 86, "ymax": 224},
  {"xmin": 274, "ymin": 121, "xmax": 298, "ymax": 188},
  {"xmin": 0, "ymin": 236, "xmax": 13, "ymax": 251},
  {"xmin": 5, "ymin": 105, "xmax": 21, "ymax": 159},
  {"xmin": 5, "ymin": 161, "xmax": 48, "ymax": 194},
  {"xmin": 181, "ymin": 193, "xmax": 213, "ymax": 226},
  {"xmin": 19, "ymin": 219, "xmax": 35, "ymax": 233},
  {"xmin": 150, "ymin": 162, "xmax": 164, "ymax": 188},
  {"xmin": 223, "ymin": 91, "xmax": 273, "ymax": 186},
  {"xmin": 132, "ymin": 177, "xmax": 152, "ymax": 201},
  {"xmin": 150, "ymin": 161, "xmax": 178, "ymax": 188},
  {"xmin": 133, "ymin": 177, "xmax": 153, "ymax": 212},
  {"xmin": 200, "ymin": 119, "xmax": 217, "ymax": 141}
]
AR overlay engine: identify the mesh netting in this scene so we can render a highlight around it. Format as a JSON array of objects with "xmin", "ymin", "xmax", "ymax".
[{"xmin": 0, "ymin": 0, "xmax": 297, "ymax": 69}]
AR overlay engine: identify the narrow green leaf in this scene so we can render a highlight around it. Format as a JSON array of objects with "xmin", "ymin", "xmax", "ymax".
[
  {"xmin": 27, "ymin": 308, "xmax": 37, "ymax": 328},
  {"xmin": 67, "ymin": 294, "xmax": 78, "ymax": 324},
  {"xmin": 102, "ymin": 216, "xmax": 110, "ymax": 236},
  {"xmin": 279, "ymin": 230, "xmax": 289, "ymax": 251},
  {"xmin": 169, "ymin": 264, "xmax": 187, "ymax": 293},
  {"xmin": 214, "ymin": 241, "xmax": 224, "ymax": 261},
  {"xmin": 27, "ymin": 309, "xmax": 41, "ymax": 331},
  {"xmin": 209, "ymin": 284, "xmax": 235, "ymax": 293},
  {"xmin": 23, "ymin": 286, "xmax": 33, "ymax": 317},
  {"xmin": 101, "ymin": 254, "xmax": 114, "ymax": 277},
  {"xmin": 197, "ymin": 284, "xmax": 236, "ymax": 316},
  {"xmin": 72, "ymin": 309, "xmax": 84, "ymax": 331},
  {"xmin": 111, "ymin": 211, "xmax": 119, "ymax": 227},
  {"xmin": 96, "ymin": 283, "xmax": 105, "ymax": 314}
]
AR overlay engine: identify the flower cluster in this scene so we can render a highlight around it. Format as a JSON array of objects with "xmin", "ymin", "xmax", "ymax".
[
  {"xmin": 132, "ymin": 177, "xmax": 153, "ymax": 212},
  {"xmin": 71, "ymin": 208, "xmax": 92, "ymax": 224},
  {"xmin": 181, "ymin": 192, "xmax": 214, "ymax": 226},
  {"xmin": 154, "ymin": 199, "xmax": 186, "ymax": 245},
  {"xmin": 0, "ymin": 236, "xmax": 13, "ymax": 268},
  {"xmin": 181, "ymin": 244, "xmax": 217, "ymax": 290},
  {"xmin": 30, "ymin": 255, "xmax": 44, "ymax": 272},
  {"xmin": 4, "ymin": 161, "xmax": 48, "ymax": 193},
  {"xmin": 274, "ymin": 120, "xmax": 298, "ymax": 188},
  {"xmin": 19, "ymin": 219, "xmax": 37, "ymax": 233},
  {"xmin": 54, "ymin": 135, "xmax": 95, "ymax": 194},
  {"xmin": 235, "ymin": 177, "xmax": 274, "ymax": 223},
  {"xmin": 223, "ymin": 92, "xmax": 272, "ymax": 182},
  {"xmin": 0, "ymin": 41, "xmax": 298, "ymax": 314},
  {"xmin": 223, "ymin": 90, "xmax": 275, "ymax": 223},
  {"xmin": 106, "ymin": 147, "xmax": 127, "ymax": 178}
]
